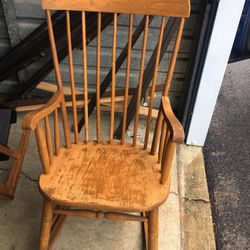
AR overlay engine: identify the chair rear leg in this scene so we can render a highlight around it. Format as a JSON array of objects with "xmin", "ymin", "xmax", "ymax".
[
  {"xmin": 148, "ymin": 208, "xmax": 158, "ymax": 250},
  {"xmin": 40, "ymin": 199, "xmax": 53, "ymax": 250}
]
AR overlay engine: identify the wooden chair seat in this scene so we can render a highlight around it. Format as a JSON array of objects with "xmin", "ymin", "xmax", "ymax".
[{"xmin": 39, "ymin": 142, "xmax": 170, "ymax": 212}]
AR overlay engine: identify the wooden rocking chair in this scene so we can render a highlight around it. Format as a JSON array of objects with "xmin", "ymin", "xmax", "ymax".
[{"xmin": 21, "ymin": 0, "xmax": 190, "ymax": 249}]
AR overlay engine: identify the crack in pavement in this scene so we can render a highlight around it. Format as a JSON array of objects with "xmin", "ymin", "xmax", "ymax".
[
  {"xmin": 169, "ymin": 190, "xmax": 210, "ymax": 203},
  {"xmin": 20, "ymin": 171, "xmax": 38, "ymax": 182},
  {"xmin": 170, "ymin": 191, "xmax": 179, "ymax": 196},
  {"xmin": 183, "ymin": 196, "xmax": 210, "ymax": 203},
  {"xmin": 0, "ymin": 166, "xmax": 10, "ymax": 173},
  {"xmin": 0, "ymin": 166, "xmax": 38, "ymax": 183}
]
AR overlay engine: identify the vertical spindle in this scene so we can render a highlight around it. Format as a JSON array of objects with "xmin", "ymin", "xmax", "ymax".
[
  {"xmin": 46, "ymin": 10, "xmax": 71, "ymax": 148},
  {"xmin": 36, "ymin": 122, "xmax": 50, "ymax": 174},
  {"xmin": 158, "ymin": 121, "xmax": 167, "ymax": 163},
  {"xmin": 96, "ymin": 12, "xmax": 101, "ymax": 143},
  {"xmin": 133, "ymin": 15, "xmax": 149, "ymax": 146},
  {"xmin": 163, "ymin": 17, "xmax": 185, "ymax": 96},
  {"xmin": 110, "ymin": 13, "xmax": 117, "ymax": 143},
  {"xmin": 45, "ymin": 116, "xmax": 53, "ymax": 165},
  {"xmin": 151, "ymin": 17, "xmax": 185, "ymax": 154},
  {"xmin": 66, "ymin": 11, "xmax": 79, "ymax": 144},
  {"xmin": 144, "ymin": 17, "xmax": 165, "ymax": 149},
  {"xmin": 82, "ymin": 11, "xmax": 89, "ymax": 143},
  {"xmin": 54, "ymin": 109, "xmax": 60, "ymax": 156},
  {"xmin": 121, "ymin": 14, "xmax": 133, "ymax": 145}
]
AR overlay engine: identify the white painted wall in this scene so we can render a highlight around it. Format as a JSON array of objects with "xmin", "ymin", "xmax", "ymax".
[{"xmin": 186, "ymin": 0, "xmax": 245, "ymax": 146}]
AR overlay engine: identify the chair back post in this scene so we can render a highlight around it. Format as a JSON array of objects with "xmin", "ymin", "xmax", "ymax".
[
  {"xmin": 144, "ymin": 16, "xmax": 166, "ymax": 149},
  {"xmin": 46, "ymin": 10, "xmax": 71, "ymax": 148},
  {"xmin": 151, "ymin": 17, "xmax": 185, "ymax": 155}
]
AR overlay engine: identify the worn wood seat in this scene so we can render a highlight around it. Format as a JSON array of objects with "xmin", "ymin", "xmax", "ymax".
[{"xmin": 39, "ymin": 143, "xmax": 170, "ymax": 211}]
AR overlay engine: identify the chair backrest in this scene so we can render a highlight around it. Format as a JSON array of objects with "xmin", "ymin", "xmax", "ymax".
[{"xmin": 35, "ymin": 0, "xmax": 189, "ymax": 180}]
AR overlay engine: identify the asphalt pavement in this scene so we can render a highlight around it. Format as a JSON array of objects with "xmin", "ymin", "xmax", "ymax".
[{"xmin": 203, "ymin": 59, "xmax": 250, "ymax": 249}]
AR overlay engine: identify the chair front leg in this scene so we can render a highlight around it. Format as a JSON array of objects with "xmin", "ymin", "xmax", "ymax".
[
  {"xmin": 148, "ymin": 208, "xmax": 158, "ymax": 250},
  {"xmin": 141, "ymin": 212, "xmax": 149, "ymax": 250},
  {"xmin": 40, "ymin": 199, "xmax": 53, "ymax": 250}
]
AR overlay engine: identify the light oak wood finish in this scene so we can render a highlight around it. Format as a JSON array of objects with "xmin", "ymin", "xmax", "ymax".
[
  {"xmin": 133, "ymin": 15, "xmax": 149, "ymax": 146},
  {"xmin": 36, "ymin": 81, "xmax": 82, "ymax": 96},
  {"xmin": 45, "ymin": 116, "xmax": 53, "ymax": 165},
  {"xmin": 110, "ymin": 13, "xmax": 117, "ymax": 143},
  {"xmin": 46, "ymin": 10, "xmax": 71, "ymax": 148},
  {"xmin": 96, "ymin": 12, "xmax": 101, "ymax": 143},
  {"xmin": 151, "ymin": 17, "xmax": 185, "ymax": 155},
  {"xmin": 148, "ymin": 208, "xmax": 159, "ymax": 250},
  {"xmin": 158, "ymin": 121, "xmax": 167, "ymax": 164},
  {"xmin": 121, "ymin": 14, "xmax": 133, "ymax": 145},
  {"xmin": 53, "ymin": 209, "xmax": 148, "ymax": 222},
  {"xmin": 142, "ymin": 211, "xmax": 149, "ymax": 250},
  {"xmin": 144, "ymin": 17, "xmax": 165, "ymax": 149},
  {"xmin": 36, "ymin": 122, "xmax": 51, "ymax": 174},
  {"xmin": 42, "ymin": 0, "xmax": 190, "ymax": 17},
  {"xmin": 163, "ymin": 18, "xmax": 186, "ymax": 96},
  {"xmin": 82, "ymin": 11, "xmax": 89, "ymax": 143},
  {"xmin": 22, "ymin": 91, "xmax": 63, "ymax": 130},
  {"xmin": 0, "ymin": 129, "xmax": 31, "ymax": 199},
  {"xmin": 15, "ymin": 84, "xmax": 164, "ymax": 112},
  {"xmin": 22, "ymin": 1, "xmax": 189, "ymax": 249},
  {"xmin": 23, "ymin": 91, "xmax": 184, "ymax": 249},
  {"xmin": 39, "ymin": 142, "xmax": 170, "ymax": 211},
  {"xmin": 161, "ymin": 96, "xmax": 184, "ymax": 143},
  {"xmin": 48, "ymin": 215, "xmax": 66, "ymax": 250},
  {"xmin": 100, "ymin": 102, "xmax": 159, "ymax": 119},
  {"xmin": 14, "ymin": 99, "xmax": 159, "ymax": 119},
  {"xmin": 66, "ymin": 11, "xmax": 79, "ymax": 144},
  {"xmin": 40, "ymin": 199, "xmax": 53, "ymax": 250},
  {"xmin": 53, "ymin": 109, "xmax": 60, "ymax": 156},
  {"xmin": 0, "ymin": 145, "xmax": 19, "ymax": 159}
]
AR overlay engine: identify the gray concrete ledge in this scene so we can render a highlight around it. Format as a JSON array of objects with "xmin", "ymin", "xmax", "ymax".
[{"xmin": 177, "ymin": 145, "xmax": 216, "ymax": 250}]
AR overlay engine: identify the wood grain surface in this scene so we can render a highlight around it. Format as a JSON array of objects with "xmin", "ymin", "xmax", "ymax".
[
  {"xmin": 39, "ymin": 142, "xmax": 170, "ymax": 211},
  {"xmin": 42, "ymin": 0, "xmax": 190, "ymax": 17}
]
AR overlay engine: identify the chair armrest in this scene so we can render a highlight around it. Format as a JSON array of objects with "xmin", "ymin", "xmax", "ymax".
[
  {"xmin": 161, "ymin": 96, "xmax": 184, "ymax": 143},
  {"xmin": 21, "ymin": 91, "xmax": 63, "ymax": 130}
]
